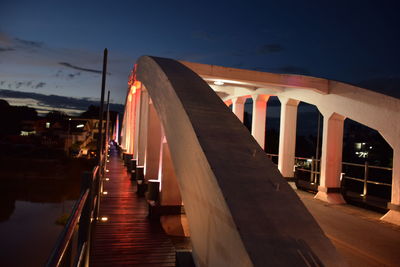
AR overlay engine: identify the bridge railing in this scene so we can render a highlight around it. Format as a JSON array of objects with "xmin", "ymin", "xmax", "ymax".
[
  {"xmin": 341, "ymin": 161, "xmax": 392, "ymax": 198},
  {"xmin": 266, "ymin": 153, "xmax": 392, "ymax": 199},
  {"xmin": 45, "ymin": 165, "xmax": 102, "ymax": 267}
]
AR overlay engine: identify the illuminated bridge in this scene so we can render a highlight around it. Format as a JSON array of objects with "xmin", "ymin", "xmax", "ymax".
[{"xmin": 48, "ymin": 56, "xmax": 400, "ymax": 266}]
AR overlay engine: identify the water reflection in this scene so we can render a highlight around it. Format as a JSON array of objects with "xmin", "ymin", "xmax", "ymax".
[
  {"xmin": 0, "ymin": 178, "xmax": 80, "ymax": 266},
  {"xmin": 0, "ymin": 179, "xmax": 80, "ymax": 222}
]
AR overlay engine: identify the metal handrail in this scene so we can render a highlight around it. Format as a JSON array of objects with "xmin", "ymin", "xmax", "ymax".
[
  {"xmin": 46, "ymin": 190, "xmax": 89, "ymax": 267},
  {"xmin": 46, "ymin": 164, "xmax": 102, "ymax": 267},
  {"xmin": 342, "ymin": 175, "xmax": 391, "ymax": 186},
  {"xmin": 265, "ymin": 153, "xmax": 393, "ymax": 198},
  {"xmin": 342, "ymin": 161, "xmax": 392, "ymax": 170}
]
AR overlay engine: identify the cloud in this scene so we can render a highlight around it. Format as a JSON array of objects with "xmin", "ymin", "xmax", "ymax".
[
  {"xmin": 0, "ymin": 47, "xmax": 14, "ymax": 52},
  {"xmin": 34, "ymin": 82, "xmax": 46, "ymax": 89},
  {"xmin": 0, "ymin": 80, "xmax": 46, "ymax": 90},
  {"xmin": 59, "ymin": 62, "xmax": 105, "ymax": 74},
  {"xmin": 0, "ymin": 32, "xmax": 129, "ymax": 103},
  {"xmin": 15, "ymin": 38, "xmax": 43, "ymax": 48},
  {"xmin": 257, "ymin": 44, "xmax": 284, "ymax": 54},
  {"xmin": 0, "ymin": 32, "xmax": 13, "ymax": 46},
  {"xmin": 0, "ymin": 89, "xmax": 124, "ymax": 115}
]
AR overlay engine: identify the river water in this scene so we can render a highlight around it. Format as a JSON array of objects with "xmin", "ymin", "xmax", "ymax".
[{"xmin": 0, "ymin": 179, "xmax": 80, "ymax": 267}]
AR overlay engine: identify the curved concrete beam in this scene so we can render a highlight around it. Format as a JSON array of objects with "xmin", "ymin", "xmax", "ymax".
[
  {"xmin": 181, "ymin": 60, "xmax": 329, "ymax": 94},
  {"xmin": 137, "ymin": 56, "xmax": 345, "ymax": 266}
]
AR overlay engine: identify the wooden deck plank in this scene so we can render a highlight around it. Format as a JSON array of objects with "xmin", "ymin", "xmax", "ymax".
[{"xmin": 90, "ymin": 146, "xmax": 176, "ymax": 266}]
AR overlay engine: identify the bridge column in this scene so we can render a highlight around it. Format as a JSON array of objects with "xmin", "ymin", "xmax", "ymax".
[
  {"xmin": 144, "ymin": 98, "xmax": 162, "ymax": 181},
  {"xmin": 137, "ymin": 89, "xmax": 149, "ymax": 166},
  {"xmin": 232, "ymin": 97, "xmax": 246, "ymax": 122},
  {"xmin": 120, "ymin": 108, "xmax": 127, "ymax": 149},
  {"xmin": 123, "ymin": 93, "xmax": 132, "ymax": 151},
  {"xmin": 159, "ymin": 136, "xmax": 182, "ymax": 206},
  {"xmin": 133, "ymin": 88, "xmax": 141, "ymax": 159},
  {"xmin": 315, "ymin": 112, "xmax": 346, "ymax": 204},
  {"xmin": 278, "ymin": 97, "xmax": 299, "ymax": 179},
  {"xmin": 381, "ymin": 146, "xmax": 400, "ymax": 225},
  {"xmin": 251, "ymin": 94, "xmax": 269, "ymax": 149},
  {"xmin": 128, "ymin": 89, "xmax": 137, "ymax": 154},
  {"xmin": 158, "ymin": 136, "xmax": 189, "ymax": 236}
]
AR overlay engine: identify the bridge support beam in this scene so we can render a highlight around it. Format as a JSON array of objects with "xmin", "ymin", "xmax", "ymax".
[
  {"xmin": 128, "ymin": 90, "xmax": 137, "ymax": 154},
  {"xmin": 158, "ymin": 136, "xmax": 189, "ymax": 236},
  {"xmin": 120, "ymin": 108, "xmax": 127, "ymax": 149},
  {"xmin": 144, "ymin": 99, "xmax": 162, "ymax": 181},
  {"xmin": 133, "ymin": 88, "xmax": 141, "ymax": 159},
  {"xmin": 137, "ymin": 89, "xmax": 149, "ymax": 166},
  {"xmin": 381, "ymin": 147, "xmax": 400, "ymax": 225},
  {"xmin": 315, "ymin": 112, "xmax": 346, "ymax": 204},
  {"xmin": 232, "ymin": 97, "xmax": 246, "ymax": 122},
  {"xmin": 123, "ymin": 91, "xmax": 132, "ymax": 151},
  {"xmin": 278, "ymin": 97, "xmax": 299, "ymax": 179},
  {"xmin": 159, "ymin": 137, "xmax": 182, "ymax": 206},
  {"xmin": 251, "ymin": 94, "xmax": 269, "ymax": 149}
]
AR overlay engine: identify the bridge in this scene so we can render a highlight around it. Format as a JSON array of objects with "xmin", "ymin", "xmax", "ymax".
[{"xmin": 47, "ymin": 56, "xmax": 400, "ymax": 266}]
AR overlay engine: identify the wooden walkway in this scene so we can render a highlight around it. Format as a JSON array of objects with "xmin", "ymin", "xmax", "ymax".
[{"xmin": 90, "ymin": 146, "xmax": 176, "ymax": 266}]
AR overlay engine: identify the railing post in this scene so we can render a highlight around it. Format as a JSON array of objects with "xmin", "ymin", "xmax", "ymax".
[
  {"xmin": 316, "ymin": 159, "xmax": 320, "ymax": 185},
  {"xmin": 311, "ymin": 157, "xmax": 315, "ymax": 184},
  {"xmin": 77, "ymin": 171, "xmax": 93, "ymax": 267},
  {"xmin": 95, "ymin": 167, "xmax": 102, "ymax": 220},
  {"xmin": 363, "ymin": 161, "xmax": 369, "ymax": 197}
]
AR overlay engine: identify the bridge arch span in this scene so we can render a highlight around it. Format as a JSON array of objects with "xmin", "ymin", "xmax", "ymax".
[
  {"xmin": 122, "ymin": 56, "xmax": 344, "ymax": 266},
  {"xmin": 180, "ymin": 62, "xmax": 400, "ymax": 224}
]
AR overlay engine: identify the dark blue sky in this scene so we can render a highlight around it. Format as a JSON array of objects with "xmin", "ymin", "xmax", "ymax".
[{"xmin": 0, "ymin": 0, "xmax": 399, "ymax": 109}]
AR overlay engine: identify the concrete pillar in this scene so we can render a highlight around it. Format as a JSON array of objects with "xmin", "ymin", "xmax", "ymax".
[
  {"xmin": 381, "ymin": 146, "xmax": 400, "ymax": 225},
  {"xmin": 144, "ymin": 99, "xmax": 162, "ymax": 181},
  {"xmin": 232, "ymin": 97, "xmax": 246, "ymax": 122},
  {"xmin": 159, "ymin": 137, "xmax": 182, "ymax": 206},
  {"xmin": 315, "ymin": 112, "xmax": 346, "ymax": 204},
  {"xmin": 133, "ymin": 89, "xmax": 141, "ymax": 160},
  {"xmin": 251, "ymin": 94, "xmax": 269, "ymax": 149},
  {"xmin": 124, "ymin": 94, "xmax": 132, "ymax": 151},
  {"xmin": 120, "ymin": 109, "xmax": 127, "ymax": 149},
  {"xmin": 128, "ymin": 90, "xmax": 137, "ymax": 154},
  {"xmin": 137, "ymin": 90, "xmax": 149, "ymax": 166},
  {"xmin": 278, "ymin": 97, "xmax": 299, "ymax": 179},
  {"xmin": 158, "ymin": 135, "xmax": 189, "ymax": 236}
]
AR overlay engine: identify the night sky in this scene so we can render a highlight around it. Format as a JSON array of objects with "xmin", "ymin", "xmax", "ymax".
[{"xmin": 1, "ymin": 0, "xmax": 399, "ymax": 113}]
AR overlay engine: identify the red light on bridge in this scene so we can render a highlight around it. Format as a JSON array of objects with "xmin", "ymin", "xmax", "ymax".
[
  {"xmin": 130, "ymin": 85, "xmax": 137, "ymax": 94},
  {"xmin": 130, "ymin": 81, "xmax": 142, "ymax": 95}
]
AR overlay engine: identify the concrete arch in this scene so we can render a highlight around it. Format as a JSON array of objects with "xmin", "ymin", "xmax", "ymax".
[
  {"xmin": 181, "ymin": 62, "xmax": 400, "ymax": 224},
  {"xmin": 133, "ymin": 56, "xmax": 344, "ymax": 266}
]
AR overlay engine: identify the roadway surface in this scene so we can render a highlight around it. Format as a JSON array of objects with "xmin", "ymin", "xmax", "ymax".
[{"xmin": 297, "ymin": 189, "xmax": 400, "ymax": 267}]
